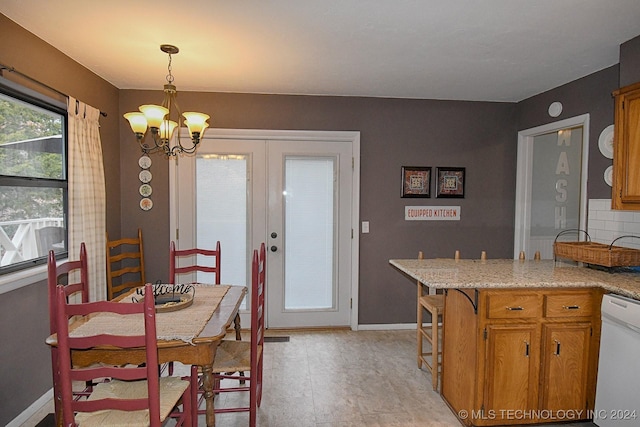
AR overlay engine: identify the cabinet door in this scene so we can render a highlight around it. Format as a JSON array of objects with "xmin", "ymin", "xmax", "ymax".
[
  {"xmin": 540, "ymin": 323, "xmax": 591, "ymax": 416},
  {"xmin": 613, "ymin": 82, "xmax": 640, "ymax": 209},
  {"xmin": 484, "ymin": 324, "xmax": 539, "ymax": 417}
]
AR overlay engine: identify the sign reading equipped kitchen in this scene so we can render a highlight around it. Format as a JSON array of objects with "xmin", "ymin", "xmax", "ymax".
[{"xmin": 405, "ymin": 206, "xmax": 460, "ymax": 221}]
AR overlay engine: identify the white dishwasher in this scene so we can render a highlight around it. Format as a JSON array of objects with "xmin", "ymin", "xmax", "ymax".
[{"xmin": 594, "ymin": 293, "xmax": 640, "ymax": 427}]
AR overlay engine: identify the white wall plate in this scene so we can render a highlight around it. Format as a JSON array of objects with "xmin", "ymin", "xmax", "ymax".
[
  {"xmin": 598, "ymin": 125, "xmax": 614, "ymax": 159},
  {"xmin": 604, "ymin": 165, "xmax": 613, "ymax": 187}
]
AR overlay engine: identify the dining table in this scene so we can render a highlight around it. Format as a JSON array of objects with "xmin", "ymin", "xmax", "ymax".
[{"xmin": 46, "ymin": 283, "xmax": 247, "ymax": 427}]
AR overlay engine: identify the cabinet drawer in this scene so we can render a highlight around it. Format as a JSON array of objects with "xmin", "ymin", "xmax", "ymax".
[
  {"xmin": 545, "ymin": 293, "xmax": 595, "ymax": 318},
  {"xmin": 486, "ymin": 293, "xmax": 543, "ymax": 319}
]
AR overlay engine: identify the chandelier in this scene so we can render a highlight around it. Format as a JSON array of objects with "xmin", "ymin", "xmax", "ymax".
[{"xmin": 124, "ymin": 44, "xmax": 210, "ymax": 156}]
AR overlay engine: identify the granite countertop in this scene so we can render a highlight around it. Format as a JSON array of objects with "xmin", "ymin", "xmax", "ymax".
[{"xmin": 389, "ymin": 258, "xmax": 640, "ymax": 300}]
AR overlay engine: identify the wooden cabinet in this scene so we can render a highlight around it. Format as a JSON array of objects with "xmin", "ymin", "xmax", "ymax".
[
  {"xmin": 441, "ymin": 288, "xmax": 603, "ymax": 426},
  {"xmin": 612, "ymin": 81, "xmax": 640, "ymax": 210},
  {"xmin": 540, "ymin": 323, "xmax": 591, "ymax": 414},
  {"xmin": 483, "ymin": 324, "xmax": 540, "ymax": 415}
]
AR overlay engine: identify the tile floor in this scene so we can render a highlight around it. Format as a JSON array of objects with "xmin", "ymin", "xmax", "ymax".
[{"xmin": 22, "ymin": 329, "xmax": 596, "ymax": 427}]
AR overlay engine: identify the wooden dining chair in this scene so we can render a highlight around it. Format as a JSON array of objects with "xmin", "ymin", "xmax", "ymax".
[
  {"xmin": 47, "ymin": 242, "xmax": 90, "ymax": 420},
  {"xmin": 106, "ymin": 228, "xmax": 146, "ymax": 300},
  {"xmin": 48, "ymin": 242, "xmax": 89, "ymax": 336},
  {"xmin": 194, "ymin": 242, "xmax": 265, "ymax": 426},
  {"xmin": 417, "ymin": 249, "xmax": 487, "ymax": 390},
  {"xmin": 416, "ymin": 250, "xmax": 444, "ymax": 391},
  {"xmin": 55, "ymin": 283, "xmax": 193, "ymax": 427},
  {"xmin": 168, "ymin": 240, "xmax": 226, "ymax": 376},
  {"xmin": 169, "ymin": 240, "xmax": 221, "ymax": 285}
]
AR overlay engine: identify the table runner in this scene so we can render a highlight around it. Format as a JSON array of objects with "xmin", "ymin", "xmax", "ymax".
[{"xmin": 69, "ymin": 284, "xmax": 230, "ymax": 344}]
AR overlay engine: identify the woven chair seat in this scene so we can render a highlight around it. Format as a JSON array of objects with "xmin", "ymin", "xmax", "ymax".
[
  {"xmin": 419, "ymin": 294, "xmax": 444, "ymax": 311},
  {"xmin": 75, "ymin": 377, "xmax": 189, "ymax": 427},
  {"xmin": 212, "ymin": 339, "xmax": 263, "ymax": 373}
]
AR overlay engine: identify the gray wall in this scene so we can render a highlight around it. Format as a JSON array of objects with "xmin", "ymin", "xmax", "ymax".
[
  {"xmin": 516, "ymin": 65, "xmax": 619, "ymax": 202},
  {"xmin": 119, "ymin": 92, "xmax": 518, "ymax": 325},
  {"xmin": 0, "ymin": 11, "xmax": 637, "ymax": 425},
  {"xmin": 620, "ymin": 35, "xmax": 640, "ymax": 87}
]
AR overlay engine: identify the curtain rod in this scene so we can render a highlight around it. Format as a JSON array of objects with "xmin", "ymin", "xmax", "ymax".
[{"xmin": 0, "ymin": 63, "xmax": 108, "ymax": 117}]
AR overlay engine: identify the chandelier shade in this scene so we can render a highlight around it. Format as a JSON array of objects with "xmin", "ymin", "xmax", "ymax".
[
  {"xmin": 138, "ymin": 104, "xmax": 169, "ymax": 129},
  {"xmin": 183, "ymin": 111, "xmax": 210, "ymax": 135},
  {"xmin": 123, "ymin": 44, "xmax": 210, "ymax": 156},
  {"xmin": 123, "ymin": 112, "xmax": 147, "ymax": 134},
  {"xmin": 159, "ymin": 120, "xmax": 178, "ymax": 140}
]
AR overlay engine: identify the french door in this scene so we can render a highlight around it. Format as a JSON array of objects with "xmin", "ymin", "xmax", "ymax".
[{"xmin": 170, "ymin": 129, "xmax": 359, "ymax": 329}]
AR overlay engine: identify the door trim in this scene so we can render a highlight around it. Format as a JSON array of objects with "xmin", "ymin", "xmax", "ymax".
[
  {"xmin": 169, "ymin": 128, "xmax": 361, "ymax": 330},
  {"xmin": 514, "ymin": 114, "xmax": 590, "ymax": 259}
]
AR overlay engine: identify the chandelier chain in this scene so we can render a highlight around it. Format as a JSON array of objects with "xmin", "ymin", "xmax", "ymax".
[{"xmin": 166, "ymin": 52, "xmax": 174, "ymax": 84}]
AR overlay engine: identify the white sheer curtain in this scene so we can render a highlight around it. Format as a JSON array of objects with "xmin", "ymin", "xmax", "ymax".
[{"xmin": 67, "ymin": 97, "xmax": 107, "ymax": 301}]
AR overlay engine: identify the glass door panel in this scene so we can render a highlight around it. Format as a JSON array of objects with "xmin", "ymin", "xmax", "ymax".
[
  {"xmin": 195, "ymin": 155, "xmax": 248, "ymax": 288},
  {"xmin": 284, "ymin": 157, "xmax": 335, "ymax": 310}
]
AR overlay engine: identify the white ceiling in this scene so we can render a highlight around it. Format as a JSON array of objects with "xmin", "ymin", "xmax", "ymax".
[{"xmin": 3, "ymin": 0, "xmax": 640, "ymax": 102}]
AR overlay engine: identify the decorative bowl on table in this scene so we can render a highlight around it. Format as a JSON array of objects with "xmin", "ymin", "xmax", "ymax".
[{"xmin": 133, "ymin": 283, "xmax": 195, "ymax": 312}]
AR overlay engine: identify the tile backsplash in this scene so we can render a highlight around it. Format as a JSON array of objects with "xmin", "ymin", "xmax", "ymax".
[{"xmin": 587, "ymin": 199, "xmax": 640, "ymax": 249}]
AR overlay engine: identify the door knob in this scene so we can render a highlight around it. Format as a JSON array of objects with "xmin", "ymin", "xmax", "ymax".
[{"xmin": 270, "ymin": 245, "xmax": 278, "ymax": 252}]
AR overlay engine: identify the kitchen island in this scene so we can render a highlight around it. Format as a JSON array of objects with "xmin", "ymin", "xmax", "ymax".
[
  {"xmin": 389, "ymin": 258, "xmax": 640, "ymax": 299},
  {"xmin": 390, "ymin": 258, "xmax": 640, "ymax": 426}
]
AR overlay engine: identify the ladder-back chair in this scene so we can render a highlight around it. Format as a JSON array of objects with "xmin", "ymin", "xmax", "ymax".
[
  {"xmin": 55, "ymin": 283, "xmax": 193, "ymax": 427},
  {"xmin": 169, "ymin": 240, "xmax": 230, "ymax": 378},
  {"xmin": 47, "ymin": 242, "xmax": 90, "ymax": 421},
  {"xmin": 169, "ymin": 240, "xmax": 221, "ymax": 285},
  {"xmin": 198, "ymin": 242, "xmax": 265, "ymax": 426},
  {"xmin": 106, "ymin": 228, "xmax": 146, "ymax": 300}
]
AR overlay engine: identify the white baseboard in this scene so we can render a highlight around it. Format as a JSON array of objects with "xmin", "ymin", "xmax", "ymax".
[
  {"xmin": 7, "ymin": 388, "xmax": 52, "ymax": 427},
  {"xmin": 357, "ymin": 323, "xmax": 418, "ymax": 330}
]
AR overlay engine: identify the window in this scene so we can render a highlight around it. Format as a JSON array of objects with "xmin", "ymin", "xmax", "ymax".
[{"xmin": 0, "ymin": 80, "xmax": 67, "ymax": 274}]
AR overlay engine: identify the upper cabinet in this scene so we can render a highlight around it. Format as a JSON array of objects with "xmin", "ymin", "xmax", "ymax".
[{"xmin": 612, "ymin": 81, "xmax": 640, "ymax": 210}]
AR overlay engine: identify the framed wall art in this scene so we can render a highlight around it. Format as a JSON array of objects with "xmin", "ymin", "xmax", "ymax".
[
  {"xmin": 436, "ymin": 167, "xmax": 465, "ymax": 198},
  {"xmin": 401, "ymin": 166, "xmax": 431, "ymax": 198}
]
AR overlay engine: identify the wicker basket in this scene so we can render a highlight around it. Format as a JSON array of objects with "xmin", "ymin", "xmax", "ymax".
[{"xmin": 553, "ymin": 241, "xmax": 640, "ymax": 267}]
